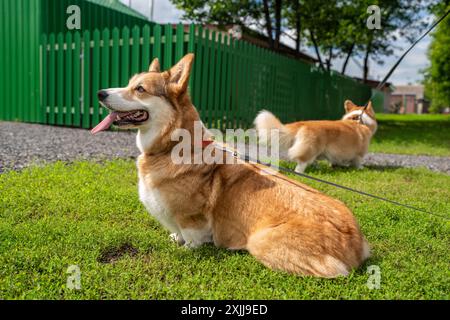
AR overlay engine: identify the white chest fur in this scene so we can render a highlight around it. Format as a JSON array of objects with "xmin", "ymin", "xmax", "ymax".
[{"xmin": 138, "ymin": 178, "xmax": 180, "ymax": 234}]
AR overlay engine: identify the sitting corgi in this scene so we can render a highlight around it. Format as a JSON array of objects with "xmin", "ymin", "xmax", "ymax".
[
  {"xmin": 92, "ymin": 54, "xmax": 369, "ymax": 277},
  {"xmin": 254, "ymin": 101, "xmax": 377, "ymax": 173}
]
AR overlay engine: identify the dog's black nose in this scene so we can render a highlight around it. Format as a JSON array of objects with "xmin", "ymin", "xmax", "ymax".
[{"xmin": 97, "ymin": 90, "xmax": 109, "ymax": 102}]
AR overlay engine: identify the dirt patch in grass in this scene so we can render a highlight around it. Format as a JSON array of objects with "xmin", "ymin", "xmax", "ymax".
[{"xmin": 98, "ymin": 243, "xmax": 139, "ymax": 264}]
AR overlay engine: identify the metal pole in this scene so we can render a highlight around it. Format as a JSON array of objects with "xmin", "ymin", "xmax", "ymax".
[{"xmin": 149, "ymin": 0, "xmax": 154, "ymax": 21}]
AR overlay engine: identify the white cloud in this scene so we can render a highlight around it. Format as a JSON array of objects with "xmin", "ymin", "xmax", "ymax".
[{"xmin": 120, "ymin": 0, "xmax": 183, "ymax": 23}]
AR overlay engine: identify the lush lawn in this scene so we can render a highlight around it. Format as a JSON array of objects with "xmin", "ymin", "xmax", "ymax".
[
  {"xmin": 370, "ymin": 114, "xmax": 450, "ymax": 156},
  {"xmin": 0, "ymin": 160, "xmax": 449, "ymax": 299}
]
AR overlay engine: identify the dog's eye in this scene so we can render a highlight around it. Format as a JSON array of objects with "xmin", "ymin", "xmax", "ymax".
[{"xmin": 136, "ymin": 85, "xmax": 145, "ymax": 93}]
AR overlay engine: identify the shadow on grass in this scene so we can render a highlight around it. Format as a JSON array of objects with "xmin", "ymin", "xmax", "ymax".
[
  {"xmin": 176, "ymin": 243, "xmax": 247, "ymax": 262},
  {"xmin": 280, "ymin": 160, "xmax": 406, "ymax": 176}
]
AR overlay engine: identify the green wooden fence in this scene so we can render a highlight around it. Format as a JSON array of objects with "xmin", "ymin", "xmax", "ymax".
[{"xmin": 36, "ymin": 23, "xmax": 371, "ymax": 130}]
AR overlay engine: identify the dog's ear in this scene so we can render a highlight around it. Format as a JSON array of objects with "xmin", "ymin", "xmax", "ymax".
[
  {"xmin": 344, "ymin": 100, "xmax": 357, "ymax": 112},
  {"xmin": 166, "ymin": 53, "xmax": 194, "ymax": 96},
  {"xmin": 149, "ymin": 58, "xmax": 160, "ymax": 72},
  {"xmin": 365, "ymin": 101, "xmax": 376, "ymax": 116}
]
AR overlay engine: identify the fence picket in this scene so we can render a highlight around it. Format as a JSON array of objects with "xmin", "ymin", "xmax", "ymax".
[
  {"xmin": 101, "ymin": 28, "xmax": 110, "ymax": 120},
  {"xmin": 142, "ymin": 25, "xmax": 150, "ymax": 71},
  {"xmin": 121, "ymin": 26, "xmax": 130, "ymax": 87},
  {"xmin": 73, "ymin": 32, "xmax": 81, "ymax": 127},
  {"xmin": 223, "ymin": 34, "xmax": 231, "ymax": 130},
  {"xmin": 201, "ymin": 29, "xmax": 210, "ymax": 126},
  {"xmin": 111, "ymin": 28, "xmax": 120, "ymax": 88},
  {"xmin": 175, "ymin": 23, "xmax": 184, "ymax": 62},
  {"xmin": 65, "ymin": 32, "xmax": 73, "ymax": 126},
  {"xmin": 82, "ymin": 30, "xmax": 90, "ymax": 128},
  {"xmin": 193, "ymin": 26, "xmax": 203, "ymax": 114},
  {"xmin": 131, "ymin": 25, "xmax": 140, "ymax": 75},
  {"xmin": 92, "ymin": 29, "xmax": 100, "ymax": 126},
  {"xmin": 153, "ymin": 24, "xmax": 162, "ymax": 62},
  {"xmin": 164, "ymin": 24, "xmax": 173, "ymax": 71},
  {"xmin": 57, "ymin": 32, "xmax": 64, "ymax": 125},
  {"xmin": 188, "ymin": 24, "xmax": 195, "ymax": 94},
  {"xmin": 48, "ymin": 33, "xmax": 55, "ymax": 125},
  {"xmin": 214, "ymin": 33, "xmax": 222, "ymax": 129},
  {"xmin": 40, "ymin": 34, "xmax": 48, "ymax": 124},
  {"xmin": 207, "ymin": 31, "xmax": 216, "ymax": 128}
]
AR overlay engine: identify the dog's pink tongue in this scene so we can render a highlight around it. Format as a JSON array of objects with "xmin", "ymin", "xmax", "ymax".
[{"xmin": 91, "ymin": 112, "xmax": 118, "ymax": 135}]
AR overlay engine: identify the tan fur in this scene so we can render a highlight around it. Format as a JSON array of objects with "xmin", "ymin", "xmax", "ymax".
[
  {"xmin": 254, "ymin": 101, "xmax": 378, "ymax": 172},
  {"xmin": 99, "ymin": 54, "xmax": 370, "ymax": 277}
]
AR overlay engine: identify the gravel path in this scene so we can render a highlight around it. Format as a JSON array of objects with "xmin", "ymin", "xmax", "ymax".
[
  {"xmin": 0, "ymin": 122, "xmax": 139, "ymax": 173},
  {"xmin": 1, "ymin": 121, "xmax": 449, "ymax": 174}
]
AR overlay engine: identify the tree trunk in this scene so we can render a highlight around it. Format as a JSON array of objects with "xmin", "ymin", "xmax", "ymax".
[
  {"xmin": 363, "ymin": 39, "xmax": 373, "ymax": 82},
  {"xmin": 294, "ymin": 0, "xmax": 301, "ymax": 53},
  {"xmin": 326, "ymin": 47, "xmax": 333, "ymax": 71},
  {"xmin": 262, "ymin": 0, "xmax": 274, "ymax": 49},
  {"xmin": 274, "ymin": 0, "xmax": 282, "ymax": 49},
  {"xmin": 310, "ymin": 30, "xmax": 325, "ymax": 70},
  {"xmin": 341, "ymin": 43, "xmax": 355, "ymax": 74}
]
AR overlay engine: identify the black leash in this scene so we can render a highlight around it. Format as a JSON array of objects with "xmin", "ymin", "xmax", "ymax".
[
  {"xmin": 217, "ymin": 146, "xmax": 449, "ymax": 221},
  {"xmin": 212, "ymin": 11, "xmax": 450, "ymax": 220},
  {"xmin": 360, "ymin": 9, "xmax": 450, "ymax": 121}
]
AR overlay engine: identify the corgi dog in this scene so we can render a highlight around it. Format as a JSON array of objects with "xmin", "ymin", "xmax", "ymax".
[
  {"xmin": 92, "ymin": 54, "xmax": 369, "ymax": 277},
  {"xmin": 254, "ymin": 101, "xmax": 377, "ymax": 173}
]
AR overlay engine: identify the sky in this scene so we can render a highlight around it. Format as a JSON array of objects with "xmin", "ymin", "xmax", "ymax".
[{"xmin": 120, "ymin": 0, "xmax": 432, "ymax": 86}]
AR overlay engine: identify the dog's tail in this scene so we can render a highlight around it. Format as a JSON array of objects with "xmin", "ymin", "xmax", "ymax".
[{"xmin": 254, "ymin": 110, "xmax": 295, "ymax": 149}]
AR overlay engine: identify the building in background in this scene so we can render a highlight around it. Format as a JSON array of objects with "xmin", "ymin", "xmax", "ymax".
[
  {"xmin": 179, "ymin": 24, "xmax": 318, "ymax": 65},
  {"xmin": 352, "ymin": 78, "xmax": 393, "ymax": 113},
  {"xmin": 389, "ymin": 85, "xmax": 430, "ymax": 114}
]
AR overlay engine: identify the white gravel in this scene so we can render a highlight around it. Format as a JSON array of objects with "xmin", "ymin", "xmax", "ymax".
[{"xmin": 1, "ymin": 121, "xmax": 449, "ymax": 174}]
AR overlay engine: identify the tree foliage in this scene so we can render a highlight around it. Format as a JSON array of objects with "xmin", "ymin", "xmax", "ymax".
[
  {"xmin": 170, "ymin": 0, "xmax": 429, "ymax": 81},
  {"xmin": 424, "ymin": 1, "xmax": 450, "ymax": 113}
]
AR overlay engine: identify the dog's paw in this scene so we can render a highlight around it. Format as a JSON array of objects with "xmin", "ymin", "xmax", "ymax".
[
  {"xmin": 182, "ymin": 240, "xmax": 203, "ymax": 249},
  {"xmin": 169, "ymin": 233, "xmax": 185, "ymax": 246}
]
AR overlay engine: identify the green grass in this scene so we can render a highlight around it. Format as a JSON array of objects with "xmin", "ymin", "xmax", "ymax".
[
  {"xmin": 370, "ymin": 114, "xmax": 450, "ymax": 156},
  {"xmin": 1, "ymin": 160, "xmax": 449, "ymax": 299}
]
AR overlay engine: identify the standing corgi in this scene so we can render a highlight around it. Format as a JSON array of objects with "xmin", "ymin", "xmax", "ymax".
[
  {"xmin": 254, "ymin": 101, "xmax": 377, "ymax": 173},
  {"xmin": 92, "ymin": 54, "xmax": 370, "ymax": 277}
]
